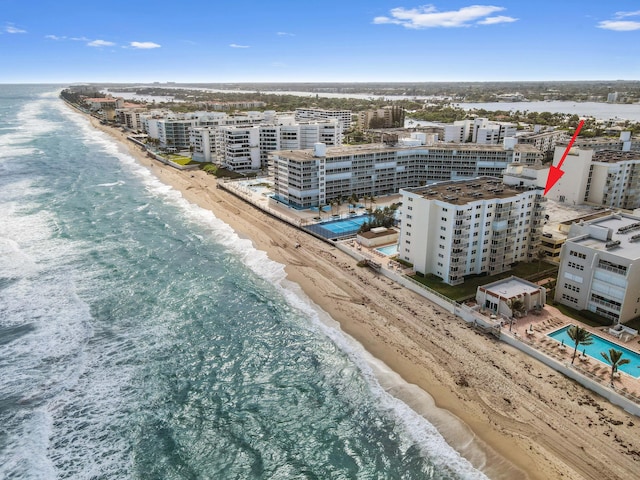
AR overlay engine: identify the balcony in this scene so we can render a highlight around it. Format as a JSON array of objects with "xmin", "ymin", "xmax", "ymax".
[{"xmin": 589, "ymin": 297, "xmax": 621, "ymax": 312}]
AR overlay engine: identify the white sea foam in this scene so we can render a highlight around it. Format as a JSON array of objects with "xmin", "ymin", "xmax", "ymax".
[
  {"xmin": 94, "ymin": 180, "xmax": 126, "ymax": 188},
  {"xmin": 0, "ymin": 93, "xmax": 60, "ymax": 161},
  {"xmin": 0, "ymin": 200, "xmax": 96, "ymax": 479}
]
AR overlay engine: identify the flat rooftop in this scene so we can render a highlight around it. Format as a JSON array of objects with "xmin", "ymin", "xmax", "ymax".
[
  {"xmin": 271, "ymin": 142, "xmax": 541, "ymax": 162},
  {"xmin": 593, "ymin": 150, "xmax": 640, "ymax": 163},
  {"xmin": 480, "ymin": 277, "xmax": 542, "ymax": 299},
  {"xmin": 571, "ymin": 214, "xmax": 640, "ymax": 260},
  {"xmin": 404, "ymin": 177, "xmax": 541, "ymax": 205}
]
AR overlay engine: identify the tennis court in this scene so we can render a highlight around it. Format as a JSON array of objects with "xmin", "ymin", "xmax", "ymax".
[{"xmin": 303, "ymin": 215, "xmax": 370, "ymax": 239}]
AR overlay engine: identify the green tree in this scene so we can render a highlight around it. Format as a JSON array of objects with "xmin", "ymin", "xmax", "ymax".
[
  {"xmin": 348, "ymin": 193, "xmax": 359, "ymax": 210},
  {"xmin": 567, "ymin": 325, "xmax": 594, "ymax": 365},
  {"xmin": 510, "ymin": 298, "xmax": 526, "ymax": 316},
  {"xmin": 600, "ymin": 348, "xmax": 630, "ymax": 386},
  {"xmin": 536, "ymin": 248, "xmax": 547, "ymax": 272}
]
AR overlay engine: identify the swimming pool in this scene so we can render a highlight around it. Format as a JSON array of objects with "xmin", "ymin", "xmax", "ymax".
[
  {"xmin": 548, "ymin": 325, "xmax": 640, "ymax": 378},
  {"xmin": 376, "ymin": 244, "xmax": 398, "ymax": 256}
]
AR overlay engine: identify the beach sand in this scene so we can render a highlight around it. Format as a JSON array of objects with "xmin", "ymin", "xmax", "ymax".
[{"xmin": 88, "ymin": 115, "xmax": 639, "ymax": 480}]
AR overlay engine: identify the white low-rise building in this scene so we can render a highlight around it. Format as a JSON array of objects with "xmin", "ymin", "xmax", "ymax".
[{"xmin": 476, "ymin": 276, "xmax": 546, "ymax": 317}]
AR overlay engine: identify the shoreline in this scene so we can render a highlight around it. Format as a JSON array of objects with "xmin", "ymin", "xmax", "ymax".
[{"xmin": 80, "ymin": 110, "xmax": 639, "ymax": 479}]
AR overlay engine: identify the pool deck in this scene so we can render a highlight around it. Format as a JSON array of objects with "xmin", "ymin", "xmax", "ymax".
[{"xmin": 504, "ymin": 305, "xmax": 640, "ymax": 396}]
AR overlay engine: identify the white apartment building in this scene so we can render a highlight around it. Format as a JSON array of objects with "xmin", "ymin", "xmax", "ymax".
[
  {"xmin": 295, "ymin": 108, "xmax": 352, "ymax": 132},
  {"xmin": 270, "ymin": 141, "xmax": 541, "ymax": 209},
  {"xmin": 221, "ymin": 126, "xmax": 261, "ymax": 171},
  {"xmin": 546, "ymin": 147, "xmax": 640, "ymax": 210},
  {"xmin": 570, "ymin": 131, "xmax": 639, "ymax": 152},
  {"xmin": 399, "ymin": 178, "xmax": 546, "ymax": 285},
  {"xmin": 444, "ymin": 118, "xmax": 516, "ymax": 145},
  {"xmin": 555, "ymin": 213, "xmax": 640, "ymax": 324},
  {"xmin": 191, "ymin": 119, "xmax": 342, "ymax": 171},
  {"xmin": 516, "ymin": 129, "xmax": 567, "ymax": 159}
]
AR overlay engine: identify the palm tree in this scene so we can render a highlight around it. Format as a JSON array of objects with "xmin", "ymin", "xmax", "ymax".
[
  {"xmin": 348, "ymin": 193, "xmax": 359, "ymax": 211},
  {"xmin": 510, "ymin": 298, "xmax": 526, "ymax": 316},
  {"xmin": 601, "ymin": 348, "xmax": 630, "ymax": 386},
  {"xmin": 567, "ymin": 325, "xmax": 593, "ymax": 364},
  {"xmin": 536, "ymin": 249, "xmax": 547, "ymax": 272}
]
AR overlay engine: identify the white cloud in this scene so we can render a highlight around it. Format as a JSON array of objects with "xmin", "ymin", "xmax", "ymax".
[
  {"xmin": 45, "ymin": 34, "xmax": 65, "ymax": 40},
  {"xmin": 373, "ymin": 4, "xmax": 515, "ymax": 29},
  {"xmin": 276, "ymin": 31, "xmax": 295, "ymax": 36},
  {"xmin": 229, "ymin": 43, "xmax": 250, "ymax": 48},
  {"xmin": 477, "ymin": 15, "xmax": 517, "ymax": 25},
  {"xmin": 614, "ymin": 10, "xmax": 640, "ymax": 19},
  {"xmin": 5, "ymin": 25, "xmax": 27, "ymax": 34},
  {"xmin": 130, "ymin": 41, "xmax": 161, "ymax": 49},
  {"xmin": 598, "ymin": 20, "xmax": 640, "ymax": 31},
  {"xmin": 88, "ymin": 39, "xmax": 115, "ymax": 47},
  {"xmin": 71, "ymin": 36, "xmax": 90, "ymax": 41}
]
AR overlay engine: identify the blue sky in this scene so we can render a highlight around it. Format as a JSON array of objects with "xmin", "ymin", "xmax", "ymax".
[{"xmin": 1, "ymin": 1, "xmax": 639, "ymax": 83}]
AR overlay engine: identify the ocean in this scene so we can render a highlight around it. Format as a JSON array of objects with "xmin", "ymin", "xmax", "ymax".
[{"xmin": 0, "ymin": 85, "xmax": 486, "ymax": 479}]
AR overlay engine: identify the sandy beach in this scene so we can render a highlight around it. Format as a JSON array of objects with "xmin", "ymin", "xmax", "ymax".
[{"xmin": 88, "ymin": 114, "xmax": 639, "ymax": 480}]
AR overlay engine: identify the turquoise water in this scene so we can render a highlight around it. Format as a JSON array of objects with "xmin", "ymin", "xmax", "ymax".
[
  {"xmin": 0, "ymin": 86, "xmax": 486, "ymax": 479},
  {"xmin": 319, "ymin": 215, "xmax": 369, "ymax": 234},
  {"xmin": 376, "ymin": 244, "xmax": 399, "ymax": 256},
  {"xmin": 548, "ymin": 326, "xmax": 640, "ymax": 377}
]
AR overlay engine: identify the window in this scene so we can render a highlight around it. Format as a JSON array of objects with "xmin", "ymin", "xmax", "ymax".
[
  {"xmin": 562, "ymin": 293, "xmax": 579, "ymax": 304},
  {"xmin": 567, "ymin": 261, "xmax": 584, "ymax": 271},
  {"xmin": 563, "ymin": 283, "xmax": 580, "ymax": 293}
]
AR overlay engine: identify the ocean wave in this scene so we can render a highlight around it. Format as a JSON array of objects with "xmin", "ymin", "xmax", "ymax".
[{"xmin": 0, "ymin": 201, "xmax": 95, "ymax": 479}]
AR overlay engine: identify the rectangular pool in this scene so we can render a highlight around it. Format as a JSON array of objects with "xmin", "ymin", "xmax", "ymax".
[
  {"xmin": 548, "ymin": 325, "xmax": 640, "ymax": 378},
  {"xmin": 376, "ymin": 244, "xmax": 398, "ymax": 256}
]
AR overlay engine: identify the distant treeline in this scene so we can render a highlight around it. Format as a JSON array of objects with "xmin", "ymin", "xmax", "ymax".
[{"xmin": 99, "ymin": 80, "xmax": 640, "ymax": 102}]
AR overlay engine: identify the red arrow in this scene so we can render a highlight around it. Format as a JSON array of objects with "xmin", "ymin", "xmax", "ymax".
[{"xmin": 543, "ymin": 120, "xmax": 585, "ymax": 195}]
